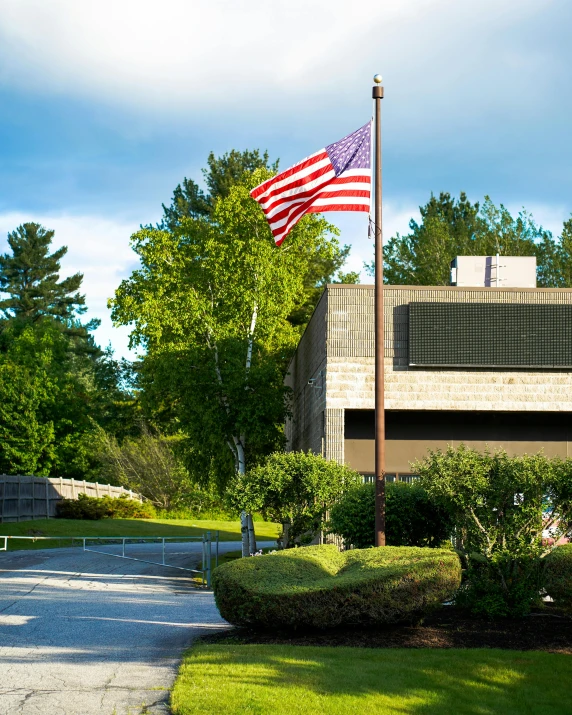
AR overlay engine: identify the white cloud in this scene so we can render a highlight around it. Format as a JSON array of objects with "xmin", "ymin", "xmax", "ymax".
[
  {"xmin": 0, "ymin": 0, "xmax": 556, "ymax": 120},
  {"xmin": 0, "ymin": 212, "xmax": 140, "ymax": 359}
]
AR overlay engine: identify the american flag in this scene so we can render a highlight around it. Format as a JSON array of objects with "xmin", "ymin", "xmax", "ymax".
[{"xmin": 250, "ymin": 122, "xmax": 371, "ymax": 246}]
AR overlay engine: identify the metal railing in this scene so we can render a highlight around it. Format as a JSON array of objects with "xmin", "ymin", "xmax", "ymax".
[{"xmin": 0, "ymin": 532, "xmax": 219, "ymax": 587}]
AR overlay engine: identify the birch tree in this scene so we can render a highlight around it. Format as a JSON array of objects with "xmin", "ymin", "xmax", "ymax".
[{"xmin": 111, "ymin": 168, "xmax": 343, "ymax": 552}]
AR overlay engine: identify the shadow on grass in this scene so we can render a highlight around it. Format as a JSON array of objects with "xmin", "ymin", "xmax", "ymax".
[{"xmin": 172, "ymin": 644, "xmax": 569, "ymax": 715}]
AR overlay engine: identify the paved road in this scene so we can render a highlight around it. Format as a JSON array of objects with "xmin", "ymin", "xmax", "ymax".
[{"xmin": 0, "ymin": 540, "xmax": 273, "ymax": 715}]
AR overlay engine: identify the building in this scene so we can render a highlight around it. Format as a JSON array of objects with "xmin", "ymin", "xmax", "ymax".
[{"xmin": 285, "ymin": 282, "xmax": 572, "ymax": 479}]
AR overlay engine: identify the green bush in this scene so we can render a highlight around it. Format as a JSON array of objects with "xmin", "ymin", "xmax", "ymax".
[
  {"xmin": 456, "ymin": 554, "xmax": 545, "ymax": 619},
  {"xmin": 55, "ymin": 493, "xmax": 156, "ymax": 520},
  {"xmin": 327, "ymin": 481, "xmax": 453, "ymax": 549},
  {"xmin": 212, "ymin": 544, "xmax": 461, "ymax": 630},
  {"xmin": 228, "ymin": 451, "xmax": 362, "ymax": 547},
  {"xmin": 414, "ymin": 445, "xmax": 572, "ymax": 618},
  {"xmin": 544, "ymin": 544, "xmax": 572, "ymax": 606}
]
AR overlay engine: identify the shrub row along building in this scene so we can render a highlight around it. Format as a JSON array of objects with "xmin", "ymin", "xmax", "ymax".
[{"xmin": 285, "ymin": 256, "xmax": 572, "ymax": 480}]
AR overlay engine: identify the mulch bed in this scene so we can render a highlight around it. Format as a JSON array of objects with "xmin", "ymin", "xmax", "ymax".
[{"xmin": 204, "ymin": 605, "xmax": 572, "ymax": 653}]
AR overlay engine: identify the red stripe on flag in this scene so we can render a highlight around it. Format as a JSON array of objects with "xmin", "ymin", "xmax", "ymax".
[
  {"xmin": 262, "ymin": 173, "xmax": 371, "ymax": 215},
  {"xmin": 250, "ymin": 151, "xmax": 328, "ymax": 199},
  {"xmin": 258, "ymin": 166, "xmax": 334, "ymax": 211}
]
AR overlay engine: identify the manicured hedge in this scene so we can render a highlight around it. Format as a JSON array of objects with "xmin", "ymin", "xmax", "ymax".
[
  {"xmin": 55, "ymin": 493, "xmax": 156, "ymax": 520},
  {"xmin": 212, "ymin": 544, "xmax": 461, "ymax": 630},
  {"xmin": 544, "ymin": 544, "xmax": 572, "ymax": 606}
]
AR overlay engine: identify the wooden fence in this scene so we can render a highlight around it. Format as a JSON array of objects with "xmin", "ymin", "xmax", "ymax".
[{"xmin": 0, "ymin": 475, "xmax": 141, "ymax": 523}]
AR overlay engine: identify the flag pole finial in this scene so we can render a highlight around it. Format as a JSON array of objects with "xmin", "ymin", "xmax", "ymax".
[{"xmin": 373, "ymin": 74, "xmax": 383, "ymax": 84}]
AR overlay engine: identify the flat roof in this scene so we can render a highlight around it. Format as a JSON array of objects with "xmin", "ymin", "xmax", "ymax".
[{"xmin": 326, "ymin": 284, "xmax": 572, "ymax": 293}]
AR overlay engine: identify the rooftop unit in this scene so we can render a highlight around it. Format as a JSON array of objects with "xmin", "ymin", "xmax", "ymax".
[{"xmin": 450, "ymin": 255, "xmax": 536, "ymax": 288}]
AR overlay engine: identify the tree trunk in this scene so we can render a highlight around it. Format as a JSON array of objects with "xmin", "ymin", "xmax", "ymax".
[
  {"xmin": 247, "ymin": 513, "xmax": 257, "ymax": 554},
  {"xmin": 240, "ymin": 510, "xmax": 250, "ymax": 557}
]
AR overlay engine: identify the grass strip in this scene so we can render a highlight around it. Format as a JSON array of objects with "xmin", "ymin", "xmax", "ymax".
[
  {"xmin": 0, "ymin": 518, "xmax": 279, "ymax": 550},
  {"xmin": 171, "ymin": 643, "xmax": 572, "ymax": 715}
]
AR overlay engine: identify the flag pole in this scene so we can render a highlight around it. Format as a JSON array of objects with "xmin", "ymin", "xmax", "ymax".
[{"xmin": 373, "ymin": 74, "xmax": 386, "ymax": 547}]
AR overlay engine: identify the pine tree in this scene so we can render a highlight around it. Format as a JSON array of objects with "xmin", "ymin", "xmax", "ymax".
[
  {"xmin": 159, "ymin": 149, "xmax": 278, "ymax": 229},
  {"xmin": 0, "ymin": 222, "xmax": 86, "ymax": 324}
]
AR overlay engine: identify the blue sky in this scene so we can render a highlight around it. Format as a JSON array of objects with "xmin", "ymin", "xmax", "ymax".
[{"xmin": 0, "ymin": 0, "xmax": 571, "ymax": 358}]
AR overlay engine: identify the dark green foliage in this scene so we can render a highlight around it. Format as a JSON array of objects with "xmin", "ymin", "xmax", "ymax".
[
  {"xmin": 456, "ymin": 555, "xmax": 545, "ymax": 619},
  {"xmin": 287, "ymin": 244, "xmax": 358, "ymax": 328},
  {"xmin": 369, "ymin": 193, "xmax": 572, "ymax": 289},
  {"xmin": 138, "ymin": 337, "xmax": 290, "ymax": 491},
  {"xmin": 228, "ymin": 452, "xmax": 362, "ymax": 547},
  {"xmin": 536, "ymin": 216, "xmax": 572, "ymax": 287},
  {"xmin": 212, "ymin": 544, "xmax": 461, "ymax": 630},
  {"xmin": 0, "ymin": 358, "xmax": 55, "ymax": 475},
  {"xmin": 0, "ymin": 320, "xmax": 135, "ymax": 479},
  {"xmin": 381, "ymin": 192, "xmax": 484, "ymax": 286},
  {"xmin": 327, "ymin": 481, "xmax": 453, "ymax": 549},
  {"xmin": 414, "ymin": 445, "xmax": 572, "ymax": 617},
  {"xmin": 55, "ymin": 493, "xmax": 156, "ymax": 520},
  {"xmin": 544, "ymin": 544, "xmax": 572, "ymax": 606}
]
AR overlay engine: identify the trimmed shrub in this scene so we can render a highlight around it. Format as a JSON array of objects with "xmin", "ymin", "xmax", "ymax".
[
  {"xmin": 327, "ymin": 481, "xmax": 453, "ymax": 549},
  {"xmin": 544, "ymin": 544, "xmax": 572, "ymax": 606},
  {"xmin": 55, "ymin": 493, "xmax": 156, "ymax": 520},
  {"xmin": 212, "ymin": 544, "xmax": 461, "ymax": 630}
]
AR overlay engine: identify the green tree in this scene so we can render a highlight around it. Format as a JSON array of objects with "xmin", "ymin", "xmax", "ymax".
[
  {"xmin": 228, "ymin": 451, "xmax": 362, "ymax": 547},
  {"xmin": 0, "ymin": 317, "xmax": 134, "ymax": 479},
  {"xmin": 0, "ymin": 359, "xmax": 55, "ymax": 475},
  {"xmin": 160, "ymin": 149, "xmax": 278, "ymax": 227},
  {"xmin": 537, "ymin": 215, "xmax": 572, "ymax": 287},
  {"xmin": 0, "ymin": 222, "xmax": 138, "ymax": 480},
  {"xmin": 111, "ymin": 168, "xmax": 344, "ymax": 490},
  {"xmin": 94, "ymin": 423, "xmax": 195, "ymax": 510},
  {"xmin": 374, "ymin": 192, "xmax": 483, "ymax": 285},
  {"xmin": 0, "ymin": 222, "xmax": 87, "ymax": 327},
  {"xmin": 287, "ymin": 245, "xmax": 360, "ymax": 328},
  {"xmin": 159, "ymin": 150, "xmax": 357, "ymax": 331},
  {"xmin": 560, "ymin": 216, "xmax": 572, "ymax": 286},
  {"xmin": 369, "ymin": 193, "xmax": 557, "ymax": 286}
]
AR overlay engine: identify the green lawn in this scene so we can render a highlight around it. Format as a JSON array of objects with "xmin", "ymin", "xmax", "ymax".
[
  {"xmin": 0, "ymin": 518, "xmax": 280, "ymax": 550},
  {"xmin": 171, "ymin": 644, "xmax": 572, "ymax": 715}
]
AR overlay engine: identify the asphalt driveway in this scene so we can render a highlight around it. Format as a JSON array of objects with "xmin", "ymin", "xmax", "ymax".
[{"xmin": 0, "ymin": 540, "xmax": 264, "ymax": 715}]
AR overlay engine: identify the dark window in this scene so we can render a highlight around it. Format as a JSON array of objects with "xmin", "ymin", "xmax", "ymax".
[{"xmin": 345, "ymin": 409, "xmax": 572, "ymax": 442}]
